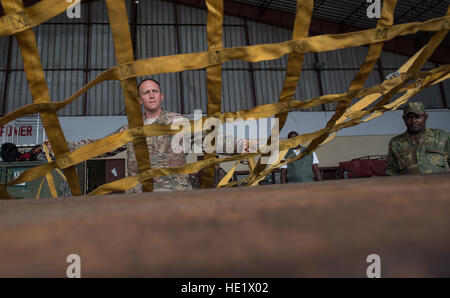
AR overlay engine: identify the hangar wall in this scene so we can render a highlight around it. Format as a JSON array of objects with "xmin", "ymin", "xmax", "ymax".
[{"xmin": 0, "ymin": 0, "xmax": 448, "ymax": 117}]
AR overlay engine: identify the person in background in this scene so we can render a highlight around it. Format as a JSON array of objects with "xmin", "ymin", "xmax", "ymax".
[
  {"xmin": 386, "ymin": 101, "xmax": 449, "ymax": 176},
  {"xmin": 281, "ymin": 131, "xmax": 322, "ymax": 184},
  {"xmin": 46, "ymin": 78, "xmax": 250, "ymax": 192}
]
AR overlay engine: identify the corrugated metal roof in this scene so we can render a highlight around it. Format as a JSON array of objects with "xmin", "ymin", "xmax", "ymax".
[{"xmin": 236, "ymin": 0, "xmax": 450, "ymax": 45}]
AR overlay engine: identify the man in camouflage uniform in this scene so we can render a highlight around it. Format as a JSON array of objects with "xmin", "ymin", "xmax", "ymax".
[
  {"xmin": 386, "ymin": 101, "xmax": 450, "ymax": 176},
  {"xmin": 65, "ymin": 78, "xmax": 248, "ymax": 192},
  {"xmin": 65, "ymin": 79, "xmax": 192, "ymax": 192}
]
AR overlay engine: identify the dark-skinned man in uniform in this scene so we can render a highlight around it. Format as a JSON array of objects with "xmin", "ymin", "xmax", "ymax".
[{"xmin": 386, "ymin": 101, "xmax": 450, "ymax": 176}]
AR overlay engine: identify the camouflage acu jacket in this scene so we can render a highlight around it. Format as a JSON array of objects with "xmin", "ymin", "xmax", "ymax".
[
  {"xmin": 69, "ymin": 109, "xmax": 248, "ymax": 192},
  {"xmin": 386, "ymin": 128, "xmax": 450, "ymax": 176},
  {"xmin": 69, "ymin": 109, "xmax": 192, "ymax": 192}
]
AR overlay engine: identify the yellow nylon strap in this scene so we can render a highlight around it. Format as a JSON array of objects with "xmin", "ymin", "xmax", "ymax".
[
  {"xmin": 252, "ymin": 0, "xmax": 314, "ymax": 180},
  {"xmin": 0, "ymin": 0, "xmax": 79, "ymax": 37},
  {"xmin": 40, "ymin": 143, "xmax": 57, "ymax": 198},
  {"xmin": 35, "ymin": 177, "xmax": 46, "ymax": 199},
  {"xmin": 0, "ymin": 68, "xmax": 117, "ymax": 126},
  {"xmin": 1, "ymin": 15, "xmax": 449, "ymax": 127},
  {"xmin": 407, "ymin": 6, "xmax": 450, "ymax": 76},
  {"xmin": 311, "ymin": 0, "xmax": 397, "ymax": 159},
  {"xmin": 328, "ymin": 0, "xmax": 397, "ymax": 127},
  {"xmin": 371, "ymin": 6, "xmax": 450, "ymax": 111},
  {"xmin": 1, "ymin": 64, "xmax": 447, "ymax": 197},
  {"xmin": 202, "ymin": 0, "xmax": 224, "ymax": 188},
  {"xmin": 89, "ymin": 83, "xmax": 414, "ymax": 195},
  {"xmin": 76, "ymin": 67, "xmax": 441, "ymax": 196},
  {"xmin": 335, "ymin": 48, "xmax": 447, "ymax": 125},
  {"xmin": 259, "ymin": 0, "xmax": 392, "ymax": 182},
  {"xmin": 278, "ymin": 0, "xmax": 313, "ymax": 113},
  {"xmin": 217, "ymin": 160, "xmax": 240, "ymax": 188},
  {"xmin": 43, "ymin": 142, "xmax": 70, "ymax": 196},
  {"xmin": 248, "ymin": 157, "xmax": 256, "ymax": 174},
  {"xmin": 350, "ymin": 0, "xmax": 397, "ymax": 91},
  {"xmin": 2, "ymin": 62, "xmax": 448, "ymax": 194},
  {"xmin": 248, "ymin": 148, "xmax": 289, "ymax": 186},
  {"xmin": 336, "ymin": 45, "xmax": 447, "ymax": 124},
  {"xmin": 361, "ymin": 66, "xmax": 450, "ymax": 123},
  {"xmin": 1, "ymin": 0, "xmax": 81, "ymax": 197},
  {"xmin": 89, "ymin": 153, "xmax": 258, "ymax": 196},
  {"xmin": 303, "ymin": 2, "xmax": 444, "ymax": 165},
  {"xmin": 105, "ymin": 0, "xmax": 153, "ymax": 192},
  {"xmin": 422, "ymin": 69, "xmax": 450, "ymax": 86},
  {"xmin": 0, "ymin": 1, "xmax": 449, "ymax": 197},
  {"xmin": 248, "ymin": 132, "xmax": 338, "ymax": 186},
  {"xmin": 248, "ymin": 58, "xmax": 447, "ymax": 185}
]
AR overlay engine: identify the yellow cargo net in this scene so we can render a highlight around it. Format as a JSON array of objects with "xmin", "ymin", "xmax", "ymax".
[{"xmin": 0, "ymin": 0, "xmax": 449, "ymax": 199}]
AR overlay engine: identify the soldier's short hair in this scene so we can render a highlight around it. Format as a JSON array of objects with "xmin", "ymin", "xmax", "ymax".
[{"xmin": 138, "ymin": 78, "xmax": 161, "ymax": 92}]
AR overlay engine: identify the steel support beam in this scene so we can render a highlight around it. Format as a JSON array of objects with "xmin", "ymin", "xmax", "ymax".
[
  {"xmin": 1, "ymin": 36, "xmax": 13, "ymax": 116},
  {"xmin": 243, "ymin": 19, "xmax": 258, "ymax": 108},
  {"xmin": 172, "ymin": 0, "xmax": 186, "ymax": 115},
  {"xmin": 82, "ymin": 1, "xmax": 91, "ymax": 116},
  {"xmin": 130, "ymin": 0, "xmax": 138, "ymax": 56}
]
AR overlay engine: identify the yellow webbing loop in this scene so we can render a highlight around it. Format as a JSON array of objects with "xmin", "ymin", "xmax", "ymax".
[
  {"xmin": 251, "ymin": 0, "xmax": 314, "ymax": 181},
  {"xmin": 38, "ymin": 143, "xmax": 57, "ymax": 198},
  {"xmin": 1, "ymin": 0, "xmax": 81, "ymax": 197},
  {"xmin": 105, "ymin": 0, "xmax": 153, "ymax": 192},
  {"xmin": 202, "ymin": 0, "xmax": 224, "ymax": 188}
]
